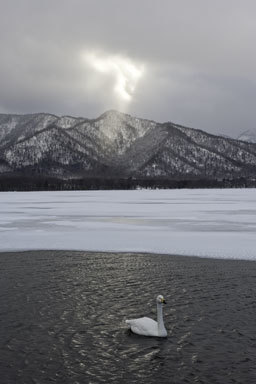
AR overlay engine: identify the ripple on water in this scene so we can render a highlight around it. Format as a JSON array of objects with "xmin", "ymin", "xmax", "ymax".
[{"xmin": 0, "ymin": 251, "xmax": 256, "ymax": 384}]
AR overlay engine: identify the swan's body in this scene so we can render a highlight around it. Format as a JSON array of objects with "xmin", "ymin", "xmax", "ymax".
[{"xmin": 126, "ymin": 295, "xmax": 167, "ymax": 337}]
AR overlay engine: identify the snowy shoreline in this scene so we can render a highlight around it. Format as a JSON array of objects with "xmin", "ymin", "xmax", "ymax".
[
  {"xmin": 1, "ymin": 249, "xmax": 256, "ymax": 263},
  {"xmin": 1, "ymin": 189, "xmax": 256, "ymax": 261}
]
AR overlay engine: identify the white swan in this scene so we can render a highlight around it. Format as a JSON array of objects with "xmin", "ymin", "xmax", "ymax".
[{"xmin": 126, "ymin": 295, "xmax": 167, "ymax": 337}]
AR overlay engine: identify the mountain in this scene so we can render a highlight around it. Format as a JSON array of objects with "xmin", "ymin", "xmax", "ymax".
[
  {"xmin": 1, "ymin": 110, "xmax": 256, "ymax": 180},
  {"xmin": 237, "ymin": 129, "xmax": 256, "ymax": 143}
]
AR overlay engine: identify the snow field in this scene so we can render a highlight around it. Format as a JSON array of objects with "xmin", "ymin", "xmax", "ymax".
[{"xmin": 0, "ymin": 189, "xmax": 255, "ymax": 260}]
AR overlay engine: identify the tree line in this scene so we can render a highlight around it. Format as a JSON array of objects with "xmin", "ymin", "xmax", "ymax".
[{"xmin": 0, "ymin": 175, "xmax": 255, "ymax": 191}]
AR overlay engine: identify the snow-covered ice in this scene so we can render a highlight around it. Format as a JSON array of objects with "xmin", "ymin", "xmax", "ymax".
[{"xmin": 0, "ymin": 189, "xmax": 255, "ymax": 260}]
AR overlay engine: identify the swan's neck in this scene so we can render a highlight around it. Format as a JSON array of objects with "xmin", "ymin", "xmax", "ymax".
[{"xmin": 157, "ymin": 302, "xmax": 166, "ymax": 334}]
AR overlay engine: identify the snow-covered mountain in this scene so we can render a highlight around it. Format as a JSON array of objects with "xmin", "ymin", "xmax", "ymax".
[
  {"xmin": 1, "ymin": 110, "xmax": 256, "ymax": 179},
  {"xmin": 237, "ymin": 129, "xmax": 256, "ymax": 143}
]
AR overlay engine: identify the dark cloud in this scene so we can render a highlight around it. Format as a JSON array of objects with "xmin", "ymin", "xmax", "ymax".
[{"xmin": 0, "ymin": 0, "xmax": 256, "ymax": 136}]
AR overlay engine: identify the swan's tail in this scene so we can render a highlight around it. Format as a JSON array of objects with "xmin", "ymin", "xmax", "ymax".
[{"xmin": 125, "ymin": 319, "xmax": 132, "ymax": 327}]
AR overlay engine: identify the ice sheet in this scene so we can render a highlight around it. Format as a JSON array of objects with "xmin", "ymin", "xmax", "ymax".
[{"xmin": 0, "ymin": 189, "xmax": 255, "ymax": 260}]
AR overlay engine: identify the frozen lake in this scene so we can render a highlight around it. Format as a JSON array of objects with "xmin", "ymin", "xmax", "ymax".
[{"xmin": 0, "ymin": 189, "xmax": 256, "ymax": 260}]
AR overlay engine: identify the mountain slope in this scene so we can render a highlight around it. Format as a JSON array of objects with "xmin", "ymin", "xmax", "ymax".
[
  {"xmin": 237, "ymin": 129, "xmax": 256, "ymax": 143},
  {"xmin": 0, "ymin": 110, "xmax": 256, "ymax": 179}
]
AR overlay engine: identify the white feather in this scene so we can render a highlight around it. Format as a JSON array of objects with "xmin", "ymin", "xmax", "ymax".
[{"xmin": 126, "ymin": 295, "xmax": 167, "ymax": 337}]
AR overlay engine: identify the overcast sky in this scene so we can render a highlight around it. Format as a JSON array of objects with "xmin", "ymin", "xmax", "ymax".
[{"xmin": 0, "ymin": 0, "xmax": 256, "ymax": 136}]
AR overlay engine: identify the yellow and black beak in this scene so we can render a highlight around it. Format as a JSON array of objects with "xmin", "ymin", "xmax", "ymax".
[{"xmin": 162, "ymin": 298, "xmax": 167, "ymax": 304}]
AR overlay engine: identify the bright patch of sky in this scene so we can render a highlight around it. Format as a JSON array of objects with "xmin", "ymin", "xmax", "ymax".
[{"xmin": 84, "ymin": 51, "xmax": 144, "ymax": 103}]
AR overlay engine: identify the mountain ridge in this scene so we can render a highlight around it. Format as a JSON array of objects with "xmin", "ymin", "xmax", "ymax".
[
  {"xmin": 237, "ymin": 129, "xmax": 256, "ymax": 143},
  {"xmin": 1, "ymin": 110, "xmax": 256, "ymax": 180}
]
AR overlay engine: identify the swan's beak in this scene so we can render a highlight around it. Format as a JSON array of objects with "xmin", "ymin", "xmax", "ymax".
[{"xmin": 162, "ymin": 299, "xmax": 166, "ymax": 304}]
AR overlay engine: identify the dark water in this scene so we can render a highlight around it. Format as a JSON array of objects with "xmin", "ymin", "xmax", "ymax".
[{"xmin": 0, "ymin": 251, "xmax": 256, "ymax": 384}]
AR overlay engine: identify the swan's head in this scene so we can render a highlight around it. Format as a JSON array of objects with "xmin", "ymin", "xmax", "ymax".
[{"xmin": 156, "ymin": 295, "xmax": 166, "ymax": 304}]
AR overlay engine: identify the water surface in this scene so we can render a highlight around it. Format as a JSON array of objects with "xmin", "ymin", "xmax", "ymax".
[{"xmin": 0, "ymin": 251, "xmax": 255, "ymax": 383}]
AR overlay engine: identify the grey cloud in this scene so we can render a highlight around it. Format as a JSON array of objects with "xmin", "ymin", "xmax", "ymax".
[{"xmin": 0, "ymin": 0, "xmax": 256, "ymax": 136}]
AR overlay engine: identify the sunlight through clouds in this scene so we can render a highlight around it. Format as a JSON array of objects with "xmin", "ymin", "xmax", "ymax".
[{"xmin": 83, "ymin": 51, "xmax": 144, "ymax": 102}]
